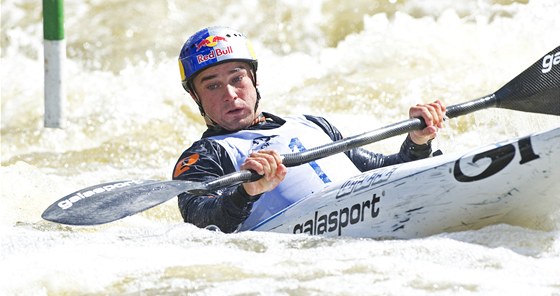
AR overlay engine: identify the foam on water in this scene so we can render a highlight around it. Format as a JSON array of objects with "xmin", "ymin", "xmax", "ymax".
[{"xmin": 1, "ymin": 0, "xmax": 560, "ymax": 294}]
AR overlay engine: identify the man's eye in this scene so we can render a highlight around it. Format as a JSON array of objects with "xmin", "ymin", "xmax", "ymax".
[
  {"xmin": 232, "ymin": 75, "xmax": 244, "ymax": 83},
  {"xmin": 207, "ymin": 83, "xmax": 220, "ymax": 90}
]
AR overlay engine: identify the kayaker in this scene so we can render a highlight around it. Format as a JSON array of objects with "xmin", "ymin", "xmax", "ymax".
[{"xmin": 173, "ymin": 26, "xmax": 446, "ymax": 233}]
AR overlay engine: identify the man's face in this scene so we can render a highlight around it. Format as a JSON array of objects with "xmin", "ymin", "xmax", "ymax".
[{"xmin": 192, "ymin": 61, "xmax": 258, "ymax": 131}]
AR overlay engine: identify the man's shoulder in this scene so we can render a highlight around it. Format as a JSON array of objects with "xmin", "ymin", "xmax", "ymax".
[
  {"xmin": 272, "ymin": 113, "xmax": 327, "ymax": 124},
  {"xmin": 182, "ymin": 137, "xmax": 223, "ymax": 156},
  {"xmin": 265, "ymin": 113, "xmax": 337, "ymax": 138},
  {"xmin": 301, "ymin": 114, "xmax": 333, "ymax": 129}
]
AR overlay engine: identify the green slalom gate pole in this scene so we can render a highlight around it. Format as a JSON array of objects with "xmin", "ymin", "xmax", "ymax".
[{"xmin": 43, "ymin": 0, "xmax": 66, "ymax": 128}]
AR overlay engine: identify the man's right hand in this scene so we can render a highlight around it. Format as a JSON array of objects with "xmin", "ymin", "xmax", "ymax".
[{"xmin": 240, "ymin": 150, "xmax": 287, "ymax": 196}]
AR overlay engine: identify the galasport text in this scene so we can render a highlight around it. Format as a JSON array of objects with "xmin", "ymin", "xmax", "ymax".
[
  {"xmin": 292, "ymin": 168, "xmax": 394, "ymax": 236},
  {"xmin": 292, "ymin": 135, "xmax": 541, "ymax": 236},
  {"xmin": 58, "ymin": 180, "xmax": 145, "ymax": 210},
  {"xmin": 541, "ymin": 50, "xmax": 560, "ymax": 73}
]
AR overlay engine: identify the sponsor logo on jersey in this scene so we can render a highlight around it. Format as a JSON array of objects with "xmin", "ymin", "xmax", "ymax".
[{"xmin": 174, "ymin": 153, "xmax": 200, "ymax": 178}]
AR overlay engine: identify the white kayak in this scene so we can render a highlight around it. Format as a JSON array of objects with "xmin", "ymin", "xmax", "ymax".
[{"xmin": 250, "ymin": 127, "xmax": 560, "ymax": 239}]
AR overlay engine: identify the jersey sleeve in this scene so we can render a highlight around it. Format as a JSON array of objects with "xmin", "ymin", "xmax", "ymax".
[
  {"xmin": 303, "ymin": 115, "xmax": 432, "ymax": 172},
  {"xmin": 172, "ymin": 139, "xmax": 261, "ymax": 233}
]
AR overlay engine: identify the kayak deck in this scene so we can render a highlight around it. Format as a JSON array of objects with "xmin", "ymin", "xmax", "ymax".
[{"xmin": 252, "ymin": 127, "xmax": 560, "ymax": 239}]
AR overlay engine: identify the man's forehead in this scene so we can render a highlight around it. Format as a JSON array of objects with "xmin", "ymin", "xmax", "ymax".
[{"xmin": 195, "ymin": 62, "xmax": 249, "ymax": 83}]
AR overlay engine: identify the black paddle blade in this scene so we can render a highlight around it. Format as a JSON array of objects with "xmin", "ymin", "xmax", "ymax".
[
  {"xmin": 495, "ymin": 46, "xmax": 560, "ymax": 115},
  {"xmin": 41, "ymin": 180, "xmax": 199, "ymax": 225},
  {"xmin": 446, "ymin": 46, "xmax": 560, "ymax": 119}
]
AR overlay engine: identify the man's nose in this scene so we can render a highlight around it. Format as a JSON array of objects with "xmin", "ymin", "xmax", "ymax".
[{"xmin": 224, "ymin": 84, "xmax": 237, "ymax": 100}]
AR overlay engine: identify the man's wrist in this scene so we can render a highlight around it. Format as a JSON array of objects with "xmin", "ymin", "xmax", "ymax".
[{"xmin": 238, "ymin": 184, "xmax": 261, "ymax": 202}]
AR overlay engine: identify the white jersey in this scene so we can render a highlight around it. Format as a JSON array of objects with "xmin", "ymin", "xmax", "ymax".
[{"xmin": 209, "ymin": 115, "xmax": 361, "ymax": 230}]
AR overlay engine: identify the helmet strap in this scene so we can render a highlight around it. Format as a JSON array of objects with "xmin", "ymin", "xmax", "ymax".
[
  {"xmin": 254, "ymin": 88, "xmax": 261, "ymax": 112},
  {"xmin": 186, "ymin": 81, "xmax": 207, "ymax": 116},
  {"xmin": 248, "ymin": 66, "xmax": 261, "ymax": 112}
]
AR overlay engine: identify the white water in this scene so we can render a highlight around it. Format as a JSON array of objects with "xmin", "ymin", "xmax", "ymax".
[{"xmin": 2, "ymin": 0, "xmax": 560, "ymax": 294}]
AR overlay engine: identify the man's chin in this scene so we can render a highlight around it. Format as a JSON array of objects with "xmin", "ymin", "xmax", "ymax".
[{"xmin": 220, "ymin": 117, "xmax": 254, "ymax": 131}]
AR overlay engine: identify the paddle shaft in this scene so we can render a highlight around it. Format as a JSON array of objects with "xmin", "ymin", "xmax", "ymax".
[
  {"xmin": 204, "ymin": 46, "xmax": 560, "ymax": 192},
  {"xmin": 282, "ymin": 93, "xmax": 497, "ymax": 167},
  {"xmin": 201, "ymin": 93, "xmax": 498, "ymax": 192}
]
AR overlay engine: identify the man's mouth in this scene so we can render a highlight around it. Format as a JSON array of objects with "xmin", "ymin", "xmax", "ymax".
[{"xmin": 226, "ymin": 107, "xmax": 245, "ymax": 115}]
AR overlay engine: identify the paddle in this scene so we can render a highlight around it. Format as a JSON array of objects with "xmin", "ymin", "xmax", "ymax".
[{"xmin": 42, "ymin": 46, "xmax": 560, "ymax": 226}]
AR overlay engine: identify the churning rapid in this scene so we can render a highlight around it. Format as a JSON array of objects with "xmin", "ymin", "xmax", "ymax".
[{"xmin": 1, "ymin": 0, "xmax": 560, "ymax": 294}]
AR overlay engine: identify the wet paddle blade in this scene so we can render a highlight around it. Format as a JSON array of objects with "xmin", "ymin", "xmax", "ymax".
[
  {"xmin": 446, "ymin": 46, "xmax": 560, "ymax": 118},
  {"xmin": 41, "ymin": 180, "xmax": 199, "ymax": 225},
  {"xmin": 495, "ymin": 45, "xmax": 560, "ymax": 115}
]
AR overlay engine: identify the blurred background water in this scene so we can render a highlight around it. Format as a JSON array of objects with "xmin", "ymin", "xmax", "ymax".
[{"xmin": 1, "ymin": 0, "xmax": 560, "ymax": 294}]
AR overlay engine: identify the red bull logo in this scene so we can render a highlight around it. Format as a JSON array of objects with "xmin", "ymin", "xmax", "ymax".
[
  {"xmin": 196, "ymin": 35, "xmax": 227, "ymax": 51},
  {"xmin": 196, "ymin": 46, "xmax": 234, "ymax": 64},
  {"xmin": 195, "ymin": 35, "xmax": 234, "ymax": 64}
]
